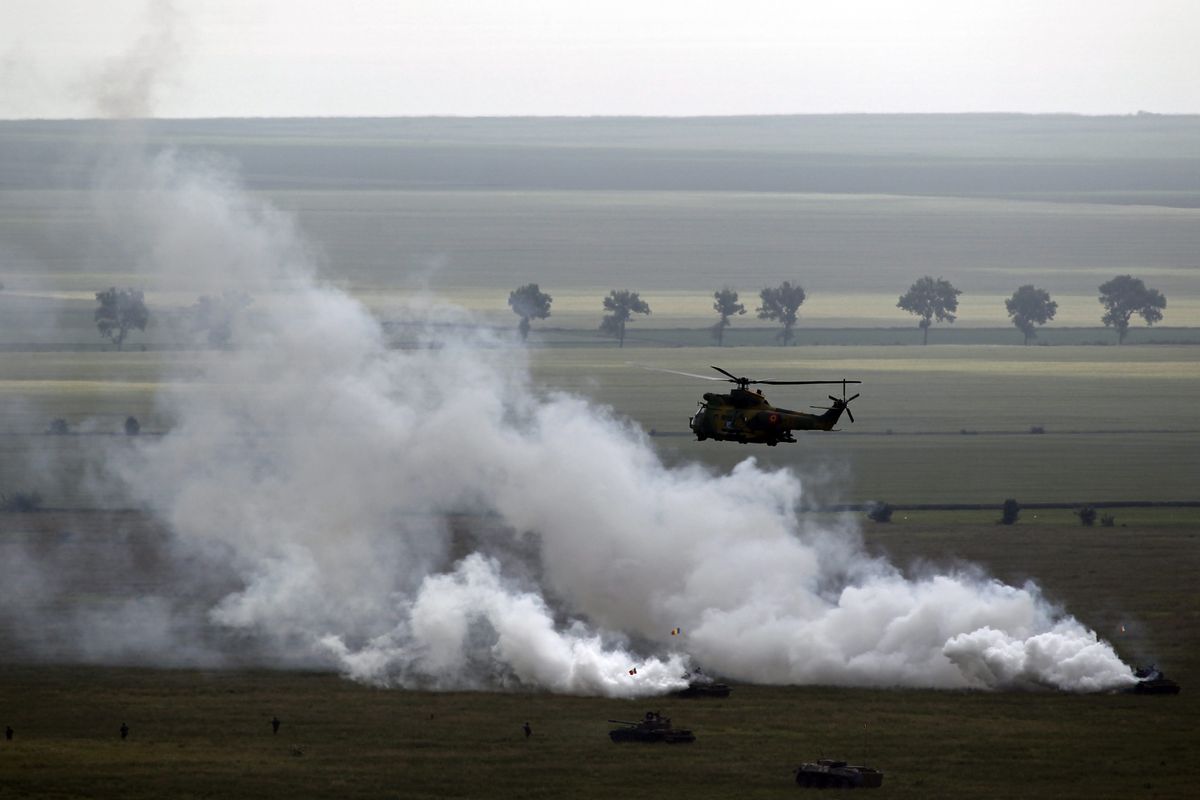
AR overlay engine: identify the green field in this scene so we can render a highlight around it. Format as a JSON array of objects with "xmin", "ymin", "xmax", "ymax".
[
  {"xmin": 1, "ymin": 667, "xmax": 1194, "ymax": 800},
  {"xmin": 4, "ymin": 189, "xmax": 1200, "ymax": 328},
  {"xmin": 1, "ymin": 343, "xmax": 1197, "ymax": 507},
  {"xmin": 1, "ymin": 519, "xmax": 1196, "ymax": 800}
]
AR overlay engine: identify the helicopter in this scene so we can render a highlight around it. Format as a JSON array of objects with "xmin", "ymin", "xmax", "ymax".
[{"xmin": 646, "ymin": 365, "xmax": 861, "ymax": 446}]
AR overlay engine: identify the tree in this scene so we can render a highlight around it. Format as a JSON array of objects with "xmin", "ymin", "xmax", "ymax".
[
  {"xmin": 507, "ymin": 283, "xmax": 552, "ymax": 341},
  {"xmin": 866, "ymin": 501, "xmax": 894, "ymax": 523},
  {"xmin": 756, "ymin": 281, "xmax": 806, "ymax": 346},
  {"xmin": 898, "ymin": 276, "xmax": 961, "ymax": 345},
  {"xmin": 94, "ymin": 287, "xmax": 149, "ymax": 350},
  {"xmin": 190, "ymin": 290, "xmax": 253, "ymax": 348},
  {"xmin": 0, "ymin": 490, "xmax": 43, "ymax": 512},
  {"xmin": 1098, "ymin": 274, "xmax": 1166, "ymax": 344},
  {"xmin": 711, "ymin": 287, "xmax": 746, "ymax": 346},
  {"xmin": 599, "ymin": 290, "xmax": 651, "ymax": 348},
  {"xmin": 1005, "ymin": 285, "xmax": 1058, "ymax": 345}
]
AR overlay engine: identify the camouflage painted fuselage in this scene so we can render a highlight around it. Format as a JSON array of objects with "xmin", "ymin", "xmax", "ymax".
[{"xmin": 688, "ymin": 388, "xmax": 845, "ymax": 445}]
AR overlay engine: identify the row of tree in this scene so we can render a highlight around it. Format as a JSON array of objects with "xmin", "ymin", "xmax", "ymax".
[
  {"xmin": 89, "ymin": 274, "xmax": 1167, "ymax": 350},
  {"xmin": 92, "ymin": 288, "xmax": 252, "ymax": 350},
  {"xmin": 904, "ymin": 274, "xmax": 1166, "ymax": 346},
  {"xmin": 511, "ymin": 275, "xmax": 1168, "ymax": 346}
]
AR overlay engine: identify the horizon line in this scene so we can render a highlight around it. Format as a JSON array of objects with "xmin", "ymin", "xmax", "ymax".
[{"xmin": 4, "ymin": 110, "xmax": 1199, "ymax": 124}]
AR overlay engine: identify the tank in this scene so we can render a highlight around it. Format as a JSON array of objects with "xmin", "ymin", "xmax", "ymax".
[
  {"xmin": 671, "ymin": 679, "xmax": 732, "ymax": 699},
  {"xmin": 1126, "ymin": 665, "xmax": 1181, "ymax": 695},
  {"xmin": 608, "ymin": 711, "xmax": 695, "ymax": 743},
  {"xmin": 794, "ymin": 759, "xmax": 884, "ymax": 789}
]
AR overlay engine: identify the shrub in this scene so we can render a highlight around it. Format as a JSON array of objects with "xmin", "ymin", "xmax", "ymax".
[
  {"xmin": 124, "ymin": 416, "xmax": 141, "ymax": 436},
  {"xmin": 1076, "ymin": 506, "xmax": 1097, "ymax": 527},
  {"xmin": 1000, "ymin": 498, "xmax": 1020, "ymax": 525},
  {"xmin": 1030, "ymin": 425, "xmax": 1045, "ymax": 434},
  {"xmin": 47, "ymin": 418, "xmax": 70, "ymax": 435},
  {"xmin": 1100, "ymin": 513, "xmax": 1117, "ymax": 527},
  {"xmin": 866, "ymin": 502, "xmax": 894, "ymax": 523}
]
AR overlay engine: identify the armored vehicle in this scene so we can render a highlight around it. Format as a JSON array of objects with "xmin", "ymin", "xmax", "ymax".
[
  {"xmin": 795, "ymin": 759, "xmax": 884, "ymax": 789},
  {"xmin": 608, "ymin": 711, "xmax": 695, "ymax": 743},
  {"xmin": 1127, "ymin": 665, "xmax": 1181, "ymax": 695},
  {"xmin": 672, "ymin": 679, "xmax": 732, "ymax": 699}
]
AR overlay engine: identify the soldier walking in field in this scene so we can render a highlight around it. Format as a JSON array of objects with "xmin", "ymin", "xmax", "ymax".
[
  {"xmin": 523, "ymin": 721, "xmax": 532, "ymax": 738},
  {"xmin": 120, "ymin": 722, "xmax": 129, "ymax": 740},
  {"xmin": 5, "ymin": 725, "xmax": 12, "ymax": 741},
  {"xmin": 272, "ymin": 716, "xmax": 281, "ymax": 735}
]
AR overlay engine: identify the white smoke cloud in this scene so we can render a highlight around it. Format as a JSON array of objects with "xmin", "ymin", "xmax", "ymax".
[
  {"xmin": 319, "ymin": 554, "xmax": 689, "ymax": 696},
  {"xmin": 6, "ymin": 130, "xmax": 1139, "ymax": 696}
]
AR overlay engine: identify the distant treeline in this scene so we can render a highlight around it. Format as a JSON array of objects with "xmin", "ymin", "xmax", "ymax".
[{"xmin": 487, "ymin": 326, "xmax": 1200, "ymax": 348}]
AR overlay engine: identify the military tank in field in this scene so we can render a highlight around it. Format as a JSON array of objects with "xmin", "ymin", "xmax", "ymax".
[
  {"xmin": 1126, "ymin": 665, "xmax": 1181, "ymax": 695},
  {"xmin": 669, "ymin": 668, "xmax": 731, "ymax": 699},
  {"xmin": 671, "ymin": 678, "xmax": 732, "ymax": 699},
  {"xmin": 794, "ymin": 759, "xmax": 884, "ymax": 789},
  {"xmin": 608, "ymin": 711, "xmax": 695, "ymax": 743}
]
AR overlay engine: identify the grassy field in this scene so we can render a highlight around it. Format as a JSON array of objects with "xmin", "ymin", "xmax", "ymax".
[
  {"xmin": 1, "ymin": 667, "xmax": 1194, "ymax": 799},
  {"xmin": 1, "ymin": 519, "xmax": 1196, "ymax": 800},
  {"xmin": 1, "ymin": 343, "xmax": 1197, "ymax": 507},
  {"xmin": 5, "ymin": 115, "xmax": 1200, "ymax": 195},
  {"xmin": 531, "ymin": 345, "xmax": 1200, "ymax": 505},
  {"xmin": 4, "ymin": 189, "xmax": 1200, "ymax": 328}
]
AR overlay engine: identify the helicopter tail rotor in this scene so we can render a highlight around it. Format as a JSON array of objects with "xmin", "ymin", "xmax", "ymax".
[{"xmin": 824, "ymin": 383, "xmax": 861, "ymax": 423}]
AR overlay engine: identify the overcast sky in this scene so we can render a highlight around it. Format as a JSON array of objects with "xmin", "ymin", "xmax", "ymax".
[{"xmin": 2, "ymin": 0, "xmax": 1197, "ymax": 118}]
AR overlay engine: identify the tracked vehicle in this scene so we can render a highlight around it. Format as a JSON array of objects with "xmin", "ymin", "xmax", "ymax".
[
  {"xmin": 671, "ymin": 679, "xmax": 732, "ymax": 699},
  {"xmin": 608, "ymin": 711, "xmax": 695, "ymax": 743},
  {"xmin": 795, "ymin": 759, "xmax": 883, "ymax": 789},
  {"xmin": 1126, "ymin": 665, "xmax": 1181, "ymax": 695}
]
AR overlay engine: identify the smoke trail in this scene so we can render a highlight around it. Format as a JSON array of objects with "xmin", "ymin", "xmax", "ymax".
[
  {"xmin": 37, "ymin": 140, "xmax": 1127, "ymax": 697},
  {"xmin": 86, "ymin": 0, "xmax": 186, "ymax": 119}
]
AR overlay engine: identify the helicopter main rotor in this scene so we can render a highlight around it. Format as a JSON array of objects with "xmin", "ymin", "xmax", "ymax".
[
  {"xmin": 708, "ymin": 366, "xmax": 863, "ymax": 425},
  {"xmin": 709, "ymin": 366, "xmax": 860, "ymax": 393},
  {"xmin": 634, "ymin": 364, "xmax": 861, "ymax": 394}
]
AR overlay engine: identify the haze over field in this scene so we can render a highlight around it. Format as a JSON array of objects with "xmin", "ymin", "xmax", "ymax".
[
  {"xmin": 3, "ymin": 4, "xmax": 1198, "ymax": 326},
  {"xmin": 3, "ymin": 115, "xmax": 1200, "ymax": 329},
  {"xmin": 1, "ymin": 126, "xmax": 1142, "ymax": 696},
  {"xmin": 2, "ymin": 0, "xmax": 1194, "ymax": 700}
]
